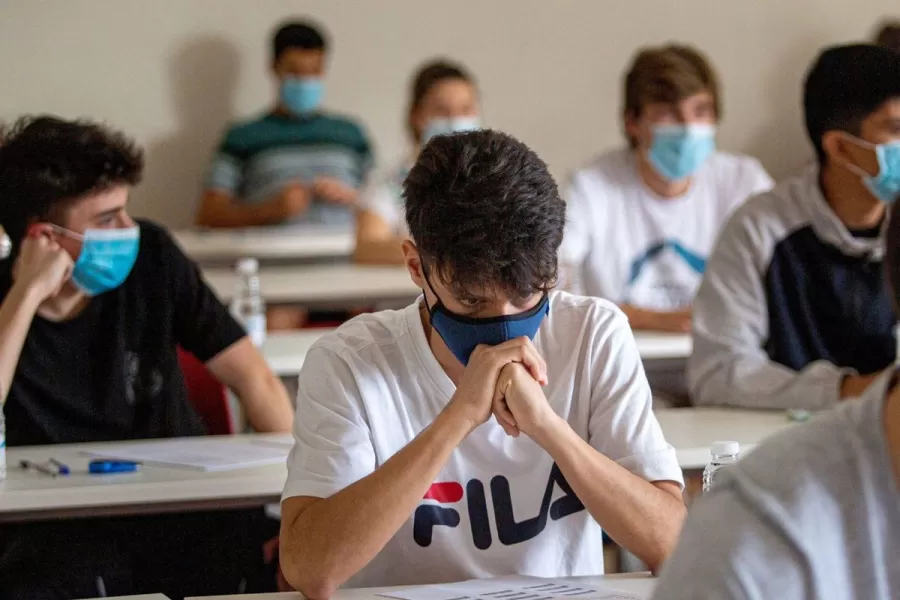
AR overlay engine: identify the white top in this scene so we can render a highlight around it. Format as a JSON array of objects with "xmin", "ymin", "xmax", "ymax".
[
  {"xmin": 202, "ymin": 264, "xmax": 421, "ymax": 304},
  {"xmin": 261, "ymin": 329, "xmax": 691, "ymax": 377},
  {"xmin": 172, "ymin": 226, "xmax": 355, "ymax": 263},
  {"xmin": 283, "ymin": 291, "xmax": 683, "ymax": 587},
  {"xmin": 359, "ymin": 159, "xmax": 412, "ymax": 237},
  {"xmin": 561, "ymin": 148, "xmax": 773, "ymax": 310}
]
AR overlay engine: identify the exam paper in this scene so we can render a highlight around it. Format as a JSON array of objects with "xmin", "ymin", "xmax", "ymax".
[{"xmin": 378, "ymin": 578, "xmax": 641, "ymax": 600}]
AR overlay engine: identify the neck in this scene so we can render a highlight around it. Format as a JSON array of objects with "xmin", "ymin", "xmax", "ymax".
[
  {"xmin": 885, "ymin": 386, "xmax": 900, "ymax": 492},
  {"xmin": 418, "ymin": 301, "xmax": 465, "ymax": 384},
  {"xmin": 635, "ymin": 151, "xmax": 691, "ymax": 198},
  {"xmin": 820, "ymin": 163, "xmax": 885, "ymax": 229},
  {"xmin": 36, "ymin": 283, "xmax": 89, "ymax": 322}
]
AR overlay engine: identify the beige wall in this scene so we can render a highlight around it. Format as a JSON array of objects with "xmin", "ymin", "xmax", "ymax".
[{"xmin": 0, "ymin": 0, "xmax": 895, "ymax": 229}]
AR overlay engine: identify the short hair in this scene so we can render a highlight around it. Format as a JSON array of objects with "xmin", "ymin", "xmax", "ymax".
[
  {"xmin": 623, "ymin": 44, "xmax": 720, "ymax": 147},
  {"xmin": 874, "ymin": 21, "xmax": 900, "ymax": 52},
  {"xmin": 0, "ymin": 116, "xmax": 143, "ymax": 250},
  {"xmin": 803, "ymin": 44, "xmax": 900, "ymax": 164},
  {"xmin": 407, "ymin": 59, "xmax": 477, "ymax": 142},
  {"xmin": 404, "ymin": 130, "xmax": 565, "ymax": 298},
  {"xmin": 272, "ymin": 20, "xmax": 328, "ymax": 62}
]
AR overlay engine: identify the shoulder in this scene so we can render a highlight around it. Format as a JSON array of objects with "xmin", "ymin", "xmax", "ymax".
[
  {"xmin": 543, "ymin": 291, "xmax": 632, "ymax": 353},
  {"xmin": 705, "ymin": 151, "xmax": 769, "ymax": 181},
  {"xmin": 217, "ymin": 114, "xmax": 273, "ymax": 156},
  {"xmin": 721, "ymin": 381, "xmax": 883, "ymax": 526},
  {"xmin": 547, "ymin": 291, "xmax": 626, "ymax": 326},
  {"xmin": 317, "ymin": 113, "xmax": 372, "ymax": 146},
  {"xmin": 570, "ymin": 148, "xmax": 634, "ymax": 188},
  {"xmin": 305, "ymin": 307, "xmax": 412, "ymax": 367}
]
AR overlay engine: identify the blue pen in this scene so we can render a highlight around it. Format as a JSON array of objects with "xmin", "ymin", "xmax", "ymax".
[
  {"xmin": 48, "ymin": 458, "xmax": 70, "ymax": 476},
  {"xmin": 89, "ymin": 459, "xmax": 141, "ymax": 474}
]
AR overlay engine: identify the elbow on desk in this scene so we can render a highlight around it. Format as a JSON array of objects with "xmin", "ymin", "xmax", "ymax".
[{"xmin": 280, "ymin": 555, "xmax": 341, "ymax": 600}]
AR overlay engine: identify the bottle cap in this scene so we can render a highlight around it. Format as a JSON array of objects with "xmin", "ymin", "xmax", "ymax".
[
  {"xmin": 711, "ymin": 441, "xmax": 740, "ymax": 457},
  {"xmin": 236, "ymin": 258, "xmax": 259, "ymax": 274}
]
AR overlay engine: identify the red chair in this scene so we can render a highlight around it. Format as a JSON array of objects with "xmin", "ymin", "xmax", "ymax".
[{"xmin": 177, "ymin": 348, "xmax": 234, "ymax": 435}]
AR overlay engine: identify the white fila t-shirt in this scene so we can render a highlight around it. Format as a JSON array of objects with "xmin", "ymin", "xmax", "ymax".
[
  {"xmin": 561, "ymin": 148, "xmax": 773, "ymax": 310},
  {"xmin": 283, "ymin": 291, "xmax": 683, "ymax": 588}
]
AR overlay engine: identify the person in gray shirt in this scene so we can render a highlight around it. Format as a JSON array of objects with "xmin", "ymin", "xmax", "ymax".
[
  {"xmin": 689, "ymin": 44, "xmax": 900, "ymax": 410},
  {"xmin": 653, "ymin": 196, "xmax": 900, "ymax": 599}
]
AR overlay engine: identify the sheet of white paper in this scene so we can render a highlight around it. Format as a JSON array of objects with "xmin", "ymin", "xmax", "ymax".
[
  {"xmin": 83, "ymin": 438, "xmax": 290, "ymax": 471},
  {"xmin": 379, "ymin": 578, "xmax": 641, "ymax": 600},
  {"xmin": 250, "ymin": 434, "xmax": 295, "ymax": 449}
]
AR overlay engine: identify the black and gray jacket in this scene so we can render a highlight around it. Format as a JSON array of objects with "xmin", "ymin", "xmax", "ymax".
[{"xmin": 689, "ymin": 166, "xmax": 896, "ymax": 409}]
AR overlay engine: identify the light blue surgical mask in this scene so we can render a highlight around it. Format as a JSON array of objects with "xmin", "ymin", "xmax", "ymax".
[
  {"xmin": 280, "ymin": 77, "xmax": 324, "ymax": 116},
  {"xmin": 422, "ymin": 116, "xmax": 481, "ymax": 144},
  {"xmin": 843, "ymin": 134, "xmax": 900, "ymax": 204},
  {"xmin": 52, "ymin": 225, "xmax": 140, "ymax": 296},
  {"xmin": 647, "ymin": 124, "xmax": 717, "ymax": 181},
  {"xmin": 423, "ymin": 271, "xmax": 549, "ymax": 366}
]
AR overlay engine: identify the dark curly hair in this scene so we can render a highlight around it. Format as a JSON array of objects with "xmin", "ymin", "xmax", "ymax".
[
  {"xmin": 404, "ymin": 129, "xmax": 565, "ymax": 299},
  {"xmin": 0, "ymin": 115, "xmax": 143, "ymax": 250}
]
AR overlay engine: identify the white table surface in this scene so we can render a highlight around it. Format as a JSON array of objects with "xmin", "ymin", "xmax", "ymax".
[
  {"xmin": 173, "ymin": 227, "xmax": 355, "ymax": 263},
  {"xmin": 0, "ymin": 408, "xmax": 791, "ymax": 522},
  {"xmin": 204, "ymin": 264, "xmax": 420, "ymax": 305},
  {"xmin": 0, "ymin": 434, "xmax": 287, "ymax": 522},
  {"xmin": 655, "ymin": 407, "xmax": 796, "ymax": 469},
  {"xmin": 186, "ymin": 574, "xmax": 657, "ymax": 600}
]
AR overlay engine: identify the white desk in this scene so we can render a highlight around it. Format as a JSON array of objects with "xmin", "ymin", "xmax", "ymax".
[
  {"xmin": 0, "ymin": 434, "xmax": 287, "ymax": 523},
  {"xmin": 174, "ymin": 227, "xmax": 354, "ymax": 265},
  {"xmin": 655, "ymin": 407, "xmax": 795, "ymax": 469},
  {"xmin": 262, "ymin": 330, "xmax": 691, "ymax": 377},
  {"xmin": 187, "ymin": 574, "xmax": 656, "ymax": 600},
  {"xmin": 204, "ymin": 264, "xmax": 420, "ymax": 306}
]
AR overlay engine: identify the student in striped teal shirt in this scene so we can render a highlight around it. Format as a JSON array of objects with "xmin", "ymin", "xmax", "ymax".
[{"xmin": 196, "ymin": 20, "xmax": 373, "ymax": 230}]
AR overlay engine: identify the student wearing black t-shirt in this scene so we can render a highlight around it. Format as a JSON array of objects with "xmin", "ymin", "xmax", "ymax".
[{"xmin": 0, "ymin": 117, "xmax": 294, "ymax": 598}]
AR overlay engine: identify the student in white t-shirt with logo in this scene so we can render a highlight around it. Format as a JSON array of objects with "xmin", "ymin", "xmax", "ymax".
[
  {"xmin": 561, "ymin": 44, "xmax": 773, "ymax": 333},
  {"xmin": 280, "ymin": 130, "xmax": 686, "ymax": 597}
]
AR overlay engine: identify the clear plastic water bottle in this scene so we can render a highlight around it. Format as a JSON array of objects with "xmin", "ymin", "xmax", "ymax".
[
  {"xmin": 702, "ymin": 440, "xmax": 740, "ymax": 493},
  {"xmin": 230, "ymin": 258, "xmax": 267, "ymax": 347}
]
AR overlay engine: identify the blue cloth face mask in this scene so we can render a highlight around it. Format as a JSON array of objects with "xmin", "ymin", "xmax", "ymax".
[
  {"xmin": 423, "ymin": 272, "xmax": 549, "ymax": 365},
  {"xmin": 52, "ymin": 225, "xmax": 141, "ymax": 296},
  {"xmin": 843, "ymin": 135, "xmax": 900, "ymax": 204},
  {"xmin": 647, "ymin": 124, "xmax": 716, "ymax": 181},
  {"xmin": 422, "ymin": 116, "xmax": 481, "ymax": 143},
  {"xmin": 280, "ymin": 77, "xmax": 324, "ymax": 116}
]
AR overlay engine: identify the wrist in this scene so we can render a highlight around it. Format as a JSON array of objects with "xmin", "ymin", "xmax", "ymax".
[
  {"xmin": 11, "ymin": 278, "xmax": 49, "ymax": 310},
  {"xmin": 438, "ymin": 401, "xmax": 482, "ymax": 439},
  {"xmin": 530, "ymin": 411, "xmax": 569, "ymax": 449}
]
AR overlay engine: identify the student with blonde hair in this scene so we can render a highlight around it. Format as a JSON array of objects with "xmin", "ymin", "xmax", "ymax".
[{"xmin": 561, "ymin": 44, "xmax": 772, "ymax": 332}]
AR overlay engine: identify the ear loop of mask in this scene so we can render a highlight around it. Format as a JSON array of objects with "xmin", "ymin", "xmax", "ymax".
[{"xmin": 840, "ymin": 133, "xmax": 879, "ymax": 179}]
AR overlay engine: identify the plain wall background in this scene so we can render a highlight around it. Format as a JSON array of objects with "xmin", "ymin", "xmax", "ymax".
[{"xmin": 0, "ymin": 0, "xmax": 896, "ymax": 229}]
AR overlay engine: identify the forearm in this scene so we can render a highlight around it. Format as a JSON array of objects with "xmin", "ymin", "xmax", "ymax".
[
  {"xmin": 0, "ymin": 283, "xmax": 42, "ymax": 401},
  {"xmin": 534, "ymin": 415, "xmax": 686, "ymax": 572},
  {"xmin": 281, "ymin": 404, "xmax": 473, "ymax": 597},
  {"xmin": 235, "ymin": 371, "xmax": 294, "ymax": 432},
  {"xmin": 353, "ymin": 237, "xmax": 406, "ymax": 265},
  {"xmin": 196, "ymin": 191, "xmax": 286, "ymax": 228}
]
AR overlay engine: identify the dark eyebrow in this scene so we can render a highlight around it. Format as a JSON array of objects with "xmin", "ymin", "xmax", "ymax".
[{"xmin": 93, "ymin": 207, "xmax": 123, "ymax": 220}]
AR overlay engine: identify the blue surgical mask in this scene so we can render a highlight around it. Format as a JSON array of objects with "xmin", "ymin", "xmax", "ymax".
[
  {"xmin": 647, "ymin": 124, "xmax": 716, "ymax": 181},
  {"xmin": 423, "ymin": 272, "xmax": 549, "ymax": 365},
  {"xmin": 422, "ymin": 117, "xmax": 481, "ymax": 144},
  {"xmin": 53, "ymin": 225, "xmax": 140, "ymax": 296},
  {"xmin": 280, "ymin": 77, "xmax": 324, "ymax": 116},
  {"xmin": 843, "ymin": 135, "xmax": 900, "ymax": 204}
]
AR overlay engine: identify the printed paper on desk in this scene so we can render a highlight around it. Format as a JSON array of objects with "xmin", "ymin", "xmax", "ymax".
[
  {"xmin": 378, "ymin": 578, "xmax": 641, "ymax": 600},
  {"xmin": 83, "ymin": 439, "xmax": 290, "ymax": 471}
]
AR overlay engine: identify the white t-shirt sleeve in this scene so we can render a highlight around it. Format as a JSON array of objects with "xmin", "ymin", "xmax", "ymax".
[
  {"xmin": 358, "ymin": 172, "xmax": 404, "ymax": 234},
  {"xmin": 559, "ymin": 172, "xmax": 594, "ymax": 294},
  {"xmin": 282, "ymin": 346, "xmax": 376, "ymax": 501},
  {"xmin": 587, "ymin": 311, "xmax": 684, "ymax": 487}
]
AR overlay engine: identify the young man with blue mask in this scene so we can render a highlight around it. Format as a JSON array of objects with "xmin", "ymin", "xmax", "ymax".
[
  {"xmin": 279, "ymin": 130, "xmax": 686, "ymax": 598},
  {"xmin": 561, "ymin": 44, "xmax": 772, "ymax": 333},
  {"xmin": 196, "ymin": 20, "xmax": 372, "ymax": 231},
  {"xmin": 689, "ymin": 44, "xmax": 900, "ymax": 411},
  {"xmin": 0, "ymin": 116, "xmax": 294, "ymax": 598}
]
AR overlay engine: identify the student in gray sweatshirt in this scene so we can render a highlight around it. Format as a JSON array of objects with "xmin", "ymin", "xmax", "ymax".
[
  {"xmin": 652, "ymin": 191, "xmax": 900, "ymax": 600},
  {"xmin": 689, "ymin": 44, "xmax": 900, "ymax": 410}
]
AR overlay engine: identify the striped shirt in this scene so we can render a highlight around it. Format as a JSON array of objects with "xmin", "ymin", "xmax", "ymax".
[{"xmin": 205, "ymin": 112, "xmax": 373, "ymax": 228}]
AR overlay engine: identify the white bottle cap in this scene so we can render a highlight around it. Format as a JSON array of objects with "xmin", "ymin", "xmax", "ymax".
[
  {"xmin": 236, "ymin": 258, "xmax": 259, "ymax": 274},
  {"xmin": 711, "ymin": 441, "xmax": 740, "ymax": 457}
]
